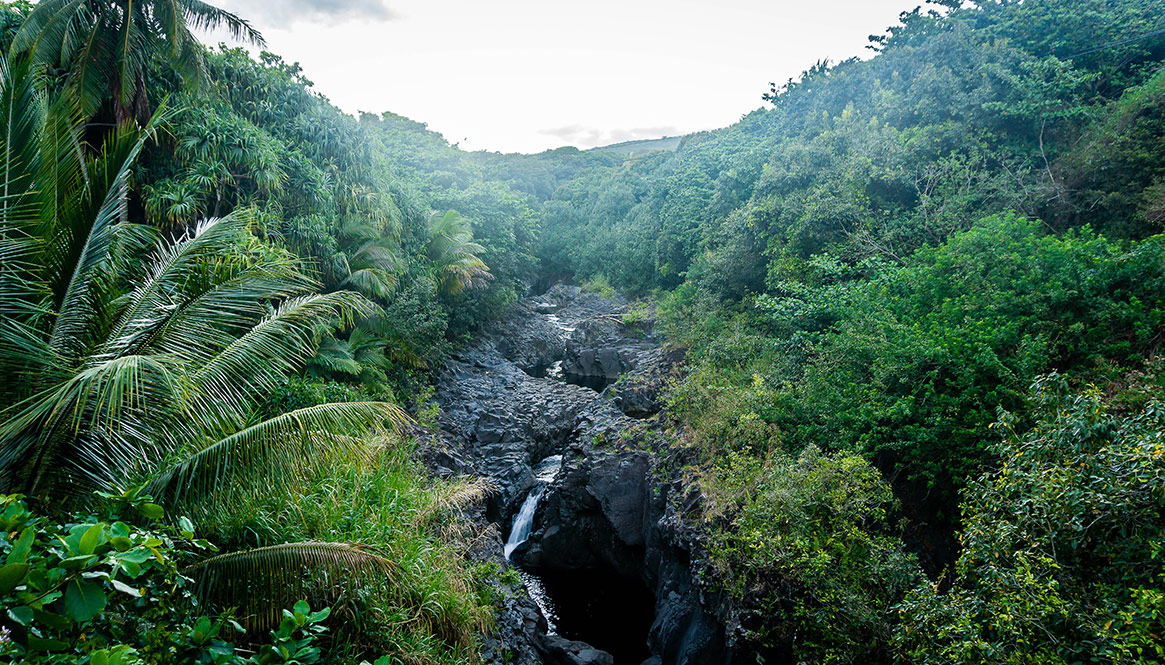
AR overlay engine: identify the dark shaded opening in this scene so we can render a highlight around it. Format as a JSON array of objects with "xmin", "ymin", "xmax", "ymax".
[
  {"xmin": 564, "ymin": 373, "xmax": 615, "ymax": 393},
  {"xmin": 526, "ymin": 361, "xmax": 616, "ymax": 394},
  {"xmin": 527, "ymin": 361, "xmax": 558, "ymax": 379},
  {"xmin": 539, "ymin": 568, "xmax": 654, "ymax": 663}
]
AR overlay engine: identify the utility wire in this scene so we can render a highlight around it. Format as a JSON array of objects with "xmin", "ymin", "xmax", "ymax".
[{"xmin": 1064, "ymin": 26, "xmax": 1165, "ymax": 59}]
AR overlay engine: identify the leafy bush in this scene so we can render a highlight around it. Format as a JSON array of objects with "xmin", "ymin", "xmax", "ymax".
[
  {"xmin": 192, "ymin": 439, "xmax": 495, "ymax": 663},
  {"xmin": 0, "ymin": 493, "xmax": 335, "ymax": 665},
  {"xmin": 581, "ymin": 274, "xmax": 617, "ymax": 299},
  {"xmin": 668, "ymin": 216, "xmax": 1165, "ymax": 521},
  {"xmin": 896, "ymin": 375, "xmax": 1165, "ymax": 664},
  {"xmin": 705, "ymin": 446, "xmax": 921, "ymax": 663}
]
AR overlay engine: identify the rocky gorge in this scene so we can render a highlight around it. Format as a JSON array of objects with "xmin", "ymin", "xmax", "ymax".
[{"xmin": 422, "ymin": 286, "xmax": 741, "ymax": 665}]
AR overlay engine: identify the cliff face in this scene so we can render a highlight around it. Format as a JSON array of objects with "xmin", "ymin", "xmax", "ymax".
[{"xmin": 427, "ymin": 285, "xmax": 745, "ymax": 665}]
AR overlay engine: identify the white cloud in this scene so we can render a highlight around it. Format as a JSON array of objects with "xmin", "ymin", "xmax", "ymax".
[
  {"xmin": 207, "ymin": 0, "xmax": 923, "ymax": 153},
  {"xmin": 540, "ymin": 124, "xmax": 683, "ymax": 149},
  {"xmin": 220, "ymin": 0, "xmax": 397, "ymax": 28}
]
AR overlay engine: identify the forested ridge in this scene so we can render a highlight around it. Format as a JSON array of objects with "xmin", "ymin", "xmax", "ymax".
[{"xmin": 1, "ymin": 0, "xmax": 1165, "ymax": 663}]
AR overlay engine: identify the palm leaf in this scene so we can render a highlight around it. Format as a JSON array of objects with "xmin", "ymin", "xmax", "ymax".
[
  {"xmin": 341, "ymin": 267, "xmax": 398, "ymax": 299},
  {"xmin": 0, "ymin": 353, "xmax": 181, "ymax": 495},
  {"xmin": 179, "ymin": 0, "xmax": 265, "ymax": 46},
  {"xmin": 46, "ymin": 106, "xmax": 174, "ymax": 361},
  {"xmin": 145, "ymin": 401, "xmax": 411, "ymax": 505},
  {"xmin": 185, "ymin": 541, "xmax": 394, "ymax": 634},
  {"xmin": 98, "ymin": 211, "xmax": 304, "ymax": 360},
  {"xmin": 188, "ymin": 291, "xmax": 377, "ymax": 420}
]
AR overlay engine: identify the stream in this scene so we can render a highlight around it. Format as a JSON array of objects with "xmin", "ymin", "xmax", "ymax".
[
  {"xmin": 504, "ymin": 455, "xmax": 564, "ymax": 634},
  {"xmin": 433, "ymin": 285, "xmax": 732, "ymax": 665}
]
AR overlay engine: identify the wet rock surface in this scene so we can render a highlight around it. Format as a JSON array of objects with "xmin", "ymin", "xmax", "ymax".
[{"xmin": 432, "ymin": 286, "xmax": 738, "ymax": 665}]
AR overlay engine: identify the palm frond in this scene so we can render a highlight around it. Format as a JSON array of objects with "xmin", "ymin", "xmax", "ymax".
[
  {"xmin": 46, "ymin": 111, "xmax": 170, "ymax": 361},
  {"xmin": 0, "ymin": 353, "xmax": 181, "ymax": 495},
  {"xmin": 341, "ymin": 267, "xmax": 398, "ymax": 299},
  {"xmin": 144, "ymin": 257, "xmax": 313, "ymax": 367},
  {"xmin": 189, "ymin": 291, "xmax": 377, "ymax": 418},
  {"xmin": 9, "ymin": 0, "xmax": 88, "ymax": 62},
  {"xmin": 146, "ymin": 401, "xmax": 411, "ymax": 505},
  {"xmin": 425, "ymin": 210, "xmax": 492, "ymax": 296},
  {"xmin": 309, "ymin": 335, "xmax": 362, "ymax": 376},
  {"xmin": 0, "ymin": 55, "xmax": 54, "ymax": 323},
  {"xmin": 99, "ymin": 211, "xmax": 304, "ymax": 360},
  {"xmin": 185, "ymin": 541, "xmax": 393, "ymax": 633},
  {"xmin": 180, "ymin": 0, "xmax": 265, "ymax": 46}
]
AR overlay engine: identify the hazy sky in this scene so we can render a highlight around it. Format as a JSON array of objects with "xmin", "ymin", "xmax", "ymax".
[{"xmin": 211, "ymin": 0, "xmax": 923, "ymax": 154}]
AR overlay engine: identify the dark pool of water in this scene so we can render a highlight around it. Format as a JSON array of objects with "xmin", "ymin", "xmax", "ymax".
[
  {"xmin": 527, "ymin": 361, "xmax": 616, "ymax": 394},
  {"xmin": 537, "ymin": 568, "xmax": 655, "ymax": 663},
  {"xmin": 563, "ymin": 372, "xmax": 614, "ymax": 393}
]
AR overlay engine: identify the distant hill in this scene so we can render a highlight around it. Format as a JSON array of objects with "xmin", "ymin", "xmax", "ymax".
[{"xmin": 588, "ymin": 135, "xmax": 685, "ymax": 157}]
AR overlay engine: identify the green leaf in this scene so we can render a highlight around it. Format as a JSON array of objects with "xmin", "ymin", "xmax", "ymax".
[
  {"xmin": 109, "ymin": 536, "xmax": 133, "ymax": 552},
  {"xmin": 79, "ymin": 522, "xmax": 104, "ymax": 555},
  {"xmin": 63, "ymin": 578, "xmax": 107, "ymax": 622},
  {"xmin": 28, "ymin": 637, "xmax": 69, "ymax": 652},
  {"xmin": 7, "ymin": 528, "xmax": 35, "ymax": 564},
  {"xmin": 33, "ymin": 607, "xmax": 70, "ymax": 630},
  {"xmin": 110, "ymin": 578, "xmax": 142, "ymax": 597},
  {"xmin": 118, "ymin": 549, "xmax": 154, "ymax": 564},
  {"xmin": 0, "ymin": 562, "xmax": 30, "ymax": 593},
  {"xmin": 8, "ymin": 605, "xmax": 33, "ymax": 626},
  {"xmin": 117, "ymin": 559, "xmax": 142, "ymax": 578},
  {"xmin": 137, "ymin": 503, "xmax": 164, "ymax": 520},
  {"xmin": 60, "ymin": 554, "xmax": 98, "ymax": 570}
]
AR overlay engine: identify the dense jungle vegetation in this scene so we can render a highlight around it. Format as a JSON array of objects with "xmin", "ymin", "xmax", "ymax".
[{"xmin": 2, "ymin": 0, "xmax": 1165, "ymax": 663}]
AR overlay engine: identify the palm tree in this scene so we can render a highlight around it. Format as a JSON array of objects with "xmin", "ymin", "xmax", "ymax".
[
  {"xmin": 425, "ymin": 210, "xmax": 492, "ymax": 297},
  {"xmin": 336, "ymin": 216, "xmax": 403, "ymax": 299},
  {"xmin": 0, "ymin": 56, "xmax": 442, "ymax": 650},
  {"xmin": 10, "ymin": 0, "xmax": 264, "ymax": 121},
  {"xmin": 0, "ymin": 53, "xmax": 413, "ymax": 633},
  {"xmin": 0, "ymin": 53, "xmax": 405, "ymax": 507}
]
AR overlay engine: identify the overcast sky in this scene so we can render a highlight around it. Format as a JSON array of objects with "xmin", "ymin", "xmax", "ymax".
[{"xmin": 210, "ymin": 0, "xmax": 923, "ymax": 154}]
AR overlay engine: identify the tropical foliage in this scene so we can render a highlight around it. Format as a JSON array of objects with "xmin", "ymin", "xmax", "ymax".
[
  {"xmin": 0, "ymin": 1, "xmax": 500, "ymax": 661},
  {"xmin": 492, "ymin": 0, "xmax": 1165, "ymax": 660},
  {"xmin": 5, "ymin": 0, "xmax": 1165, "ymax": 662},
  {"xmin": 11, "ymin": 0, "xmax": 262, "ymax": 120},
  {"xmin": 0, "ymin": 492, "xmax": 336, "ymax": 664},
  {"xmin": 897, "ymin": 375, "xmax": 1165, "ymax": 664},
  {"xmin": 705, "ymin": 446, "xmax": 920, "ymax": 663}
]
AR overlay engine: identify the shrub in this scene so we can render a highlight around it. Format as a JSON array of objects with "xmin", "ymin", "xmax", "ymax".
[
  {"xmin": 706, "ymin": 446, "xmax": 921, "ymax": 663},
  {"xmin": 0, "ymin": 493, "xmax": 333, "ymax": 665},
  {"xmin": 896, "ymin": 375, "xmax": 1165, "ymax": 664}
]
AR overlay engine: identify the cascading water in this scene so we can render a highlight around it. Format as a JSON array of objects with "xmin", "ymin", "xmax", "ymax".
[
  {"xmin": 504, "ymin": 487, "xmax": 544, "ymax": 559},
  {"xmin": 504, "ymin": 455, "xmax": 564, "ymax": 633},
  {"xmin": 504, "ymin": 454, "xmax": 563, "ymax": 557}
]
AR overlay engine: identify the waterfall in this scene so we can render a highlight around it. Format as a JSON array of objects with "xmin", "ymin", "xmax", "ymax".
[
  {"xmin": 504, "ymin": 487, "xmax": 544, "ymax": 559},
  {"xmin": 503, "ymin": 454, "xmax": 563, "ymax": 560},
  {"xmin": 503, "ymin": 455, "xmax": 565, "ymax": 633}
]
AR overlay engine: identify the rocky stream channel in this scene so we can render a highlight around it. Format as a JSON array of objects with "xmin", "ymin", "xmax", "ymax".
[{"xmin": 415, "ymin": 286, "xmax": 742, "ymax": 665}]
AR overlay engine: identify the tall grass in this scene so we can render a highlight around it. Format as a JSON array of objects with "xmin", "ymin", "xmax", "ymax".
[{"xmin": 190, "ymin": 436, "xmax": 496, "ymax": 664}]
